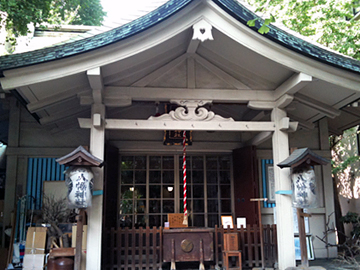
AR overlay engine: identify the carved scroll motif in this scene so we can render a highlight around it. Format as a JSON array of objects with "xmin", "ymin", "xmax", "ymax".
[{"xmin": 148, "ymin": 100, "xmax": 234, "ymax": 122}]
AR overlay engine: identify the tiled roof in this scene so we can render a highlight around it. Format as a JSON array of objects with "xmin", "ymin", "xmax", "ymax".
[
  {"xmin": 1, "ymin": 0, "xmax": 360, "ymax": 75},
  {"xmin": 0, "ymin": 0, "xmax": 193, "ymax": 74},
  {"xmin": 277, "ymin": 148, "xmax": 330, "ymax": 168},
  {"xmin": 214, "ymin": 0, "xmax": 360, "ymax": 73}
]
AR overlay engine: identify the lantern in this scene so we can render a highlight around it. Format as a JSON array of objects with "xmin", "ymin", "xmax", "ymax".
[
  {"xmin": 278, "ymin": 148, "xmax": 329, "ymax": 209},
  {"xmin": 291, "ymin": 165, "xmax": 317, "ymax": 208},
  {"xmin": 56, "ymin": 145, "xmax": 103, "ymax": 209},
  {"xmin": 65, "ymin": 166, "xmax": 93, "ymax": 208}
]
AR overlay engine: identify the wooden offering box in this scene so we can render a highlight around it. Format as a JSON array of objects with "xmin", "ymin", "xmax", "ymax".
[
  {"xmin": 223, "ymin": 233, "xmax": 239, "ymax": 251},
  {"xmin": 163, "ymin": 228, "xmax": 214, "ymax": 263}
]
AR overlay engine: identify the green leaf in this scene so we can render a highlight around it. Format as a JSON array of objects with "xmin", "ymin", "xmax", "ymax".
[
  {"xmin": 264, "ymin": 18, "xmax": 272, "ymax": 25},
  {"xmin": 258, "ymin": 24, "xmax": 270, "ymax": 34},
  {"xmin": 270, "ymin": 14, "xmax": 276, "ymax": 23},
  {"xmin": 247, "ymin": 19, "xmax": 257, "ymax": 27}
]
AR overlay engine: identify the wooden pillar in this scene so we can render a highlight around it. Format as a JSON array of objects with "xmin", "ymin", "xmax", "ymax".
[
  {"xmin": 86, "ymin": 103, "xmax": 105, "ymax": 270},
  {"xmin": 319, "ymin": 118, "xmax": 337, "ymax": 257},
  {"xmin": 2, "ymin": 98, "xmax": 20, "ymax": 247},
  {"xmin": 271, "ymin": 107, "xmax": 295, "ymax": 269},
  {"xmin": 297, "ymin": 208, "xmax": 311, "ymax": 267}
]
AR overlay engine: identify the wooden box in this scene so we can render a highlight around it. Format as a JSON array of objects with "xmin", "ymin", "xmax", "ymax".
[
  {"xmin": 163, "ymin": 228, "xmax": 214, "ymax": 262},
  {"xmin": 25, "ymin": 227, "xmax": 47, "ymax": 254},
  {"xmin": 168, "ymin": 213, "xmax": 188, "ymax": 228},
  {"xmin": 223, "ymin": 233, "xmax": 238, "ymax": 251}
]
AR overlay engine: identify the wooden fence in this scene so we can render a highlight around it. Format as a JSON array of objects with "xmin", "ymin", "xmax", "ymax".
[
  {"xmin": 102, "ymin": 225, "xmax": 277, "ymax": 270},
  {"xmin": 214, "ymin": 225, "xmax": 277, "ymax": 268},
  {"xmin": 102, "ymin": 227, "xmax": 163, "ymax": 270}
]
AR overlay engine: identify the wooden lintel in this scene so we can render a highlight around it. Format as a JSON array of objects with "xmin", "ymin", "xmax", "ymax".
[
  {"xmin": 103, "ymin": 87, "xmax": 274, "ymax": 103},
  {"xmin": 78, "ymin": 118, "xmax": 276, "ymax": 132}
]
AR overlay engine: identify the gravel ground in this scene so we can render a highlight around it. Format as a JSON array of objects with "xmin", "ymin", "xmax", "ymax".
[{"xmin": 309, "ymin": 258, "xmax": 359, "ymax": 270}]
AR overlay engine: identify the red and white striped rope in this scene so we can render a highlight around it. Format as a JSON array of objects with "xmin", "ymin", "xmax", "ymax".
[{"xmin": 182, "ymin": 130, "xmax": 187, "ymax": 223}]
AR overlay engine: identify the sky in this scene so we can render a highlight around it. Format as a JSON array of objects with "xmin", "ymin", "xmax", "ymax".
[
  {"xmin": 100, "ymin": 0, "xmax": 157, "ymax": 23},
  {"xmin": 101, "ymin": 0, "xmax": 130, "ymax": 21}
]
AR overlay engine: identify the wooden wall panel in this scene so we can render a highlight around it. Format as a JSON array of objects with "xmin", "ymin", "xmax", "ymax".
[{"xmin": 233, "ymin": 146, "xmax": 259, "ymax": 225}]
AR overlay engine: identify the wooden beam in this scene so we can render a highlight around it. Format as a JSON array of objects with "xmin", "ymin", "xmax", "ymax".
[
  {"xmin": 278, "ymin": 117, "xmax": 298, "ymax": 132},
  {"xmin": 288, "ymin": 114, "xmax": 315, "ymax": 130},
  {"xmin": 279, "ymin": 117, "xmax": 290, "ymax": 131},
  {"xmin": 78, "ymin": 118, "xmax": 276, "ymax": 131},
  {"xmin": 112, "ymin": 141, "xmax": 243, "ymax": 152},
  {"xmin": 6, "ymin": 147, "xmax": 77, "ymax": 156},
  {"xmin": 187, "ymin": 39, "xmax": 200, "ymax": 53},
  {"xmin": 333, "ymin": 92, "xmax": 360, "ymax": 109},
  {"xmin": 101, "ymin": 87, "xmax": 274, "ymax": 103},
  {"xmin": 294, "ymin": 93, "xmax": 340, "ymax": 118},
  {"xmin": 87, "ymin": 67, "xmax": 103, "ymax": 104},
  {"xmin": 40, "ymin": 106, "xmax": 89, "ymax": 125},
  {"xmin": 187, "ymin": 57, "xmax": 196, "ymax": 89},
  {"xmin": 276, "ymin": 94, "xmax": 294, "ymax": 109},
  {"xmin": 248, "ymin": 94, "xmax": 294, "ymax": 110},
  {"xmin": 274, "ymin": 73, "xmax": 312, "ymax": 100},
  {"xmin": 250, "ymin": 111, "xmax": 267, "ymax": 121},
  {"xmin": 245, "ymin": 131, "xmax": 272, "ymax": 146},
  {"xmin": 103, "ymin": 97, "xmax": 132, "ymax": 107},
  {"xmin": 247, "ymin": 100, "xmax": 274, "ymax": 110},
  {"xmin": 27, "ymin": 88, "xmax": 89, "ymax": 113}
]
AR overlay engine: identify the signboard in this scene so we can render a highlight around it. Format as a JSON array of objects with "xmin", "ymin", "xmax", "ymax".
[{"xmin": 163, "ymin": 130, "xmax": 192, "ymax": 146}]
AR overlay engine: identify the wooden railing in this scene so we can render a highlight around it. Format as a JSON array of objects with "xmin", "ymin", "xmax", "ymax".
[
  {"xmin": 102, "ymin": 225, "xmax": 277, "ymax": 270},
  {"xmin": 102, "ymin": 227, "xmax": 163, "ymax": 270},
  {"xmin": 214, "ymin": 224, "xmax": 277, "ymax": 268}
]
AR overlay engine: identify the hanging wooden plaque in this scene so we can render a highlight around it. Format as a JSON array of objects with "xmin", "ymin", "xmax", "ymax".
[{"xmin": 163, "ymin": 130, "xmax": 192, "ymax": 146}]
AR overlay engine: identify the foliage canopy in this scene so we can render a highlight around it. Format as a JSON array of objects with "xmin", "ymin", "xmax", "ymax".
[
  {"xmin": 245, "ymin": 0, "xmax": 360, "ymax": 60},
  {"xmin": 0, "ymin": 0, "xmax": 106, "ymax": 36}
]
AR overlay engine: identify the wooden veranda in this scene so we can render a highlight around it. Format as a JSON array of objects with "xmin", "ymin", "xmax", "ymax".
[{"xmin": 102, "ymin": 225, "xmax": 277, "ymax": 270}]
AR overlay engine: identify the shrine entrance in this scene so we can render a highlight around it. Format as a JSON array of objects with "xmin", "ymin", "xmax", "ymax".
[{"xmin": 117, "ymin": 154, "xmax": 232, "ymax": 228}]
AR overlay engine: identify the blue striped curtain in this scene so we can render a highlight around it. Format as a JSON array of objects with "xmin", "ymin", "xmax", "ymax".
[
  {"xmin": 26, "ymin": 158, "xmax": 66, "ymax": 210},
  {"xmin": 261, "ymin": 159, "xmax": 276, "ymax": 208}
]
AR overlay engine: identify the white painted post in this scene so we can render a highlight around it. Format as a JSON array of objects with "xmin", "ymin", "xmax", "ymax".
[
  {"xmin": 271, "ymin": 107, "xmax": 296, "ymax": 269},
  {"xmin": 319, "ymin": 118, "xmax": 337, "ymax": 257},
  {"xmin": 86, "ymin": 103, "xmax": 105, "ymax": 270}
]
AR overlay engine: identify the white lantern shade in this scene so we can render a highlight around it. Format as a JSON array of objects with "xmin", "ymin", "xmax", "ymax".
[
  {"xmin": 65, "ymin": 166, "xmax": 93, "ymax": 208},
  {"xmin": 291, "ymin": 166, "xmax": 318, "ymax": 208}
]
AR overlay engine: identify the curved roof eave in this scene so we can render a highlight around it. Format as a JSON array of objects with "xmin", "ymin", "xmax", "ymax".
[
  {"xmin": 213, "ymin": 0, "xmax": 360, "ymax": 74},
  {"xmin": 0, "ymin": 0, "xmax": 360, "ymax": 75},
  {"xmin": 0, "ymin": 0, "xmax": 193, "ymax": 75}
]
